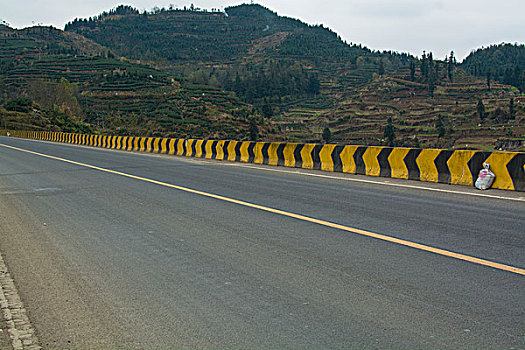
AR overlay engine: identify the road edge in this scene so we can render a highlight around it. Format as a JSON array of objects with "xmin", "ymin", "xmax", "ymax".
[{"xmin": 0, "ymin": 252, "xmax": 40, "ymax": 349}]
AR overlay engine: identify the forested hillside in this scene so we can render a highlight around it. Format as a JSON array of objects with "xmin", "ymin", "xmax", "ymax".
[
  {"xmin": 64, "ymin": 4, "xmax": 372, "ymax": 63},
  {"xmin": 64, "ymin": 4, "xmax": 391, "ymax": 102},
  {"xmin": 461, "ymin": 43, "xmax": 525, "ymax": 92}
]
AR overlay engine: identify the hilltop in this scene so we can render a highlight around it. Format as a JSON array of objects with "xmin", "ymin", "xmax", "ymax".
[
  {"xmin": 461, "ymin": 43, "xmax": 525, "ymax": 91},
  {"xmin": 1, "ymin": 4, "xmax": 524, "ymax": 150},
  {"xmin": 64, "ymin": 4, "xmax": 374, "ymax": 63}
]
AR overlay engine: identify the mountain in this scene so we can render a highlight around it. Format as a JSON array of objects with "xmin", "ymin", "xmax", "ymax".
[{"xmin": 1, "ymin": 4, "xmax": 524, "ymax": 150}]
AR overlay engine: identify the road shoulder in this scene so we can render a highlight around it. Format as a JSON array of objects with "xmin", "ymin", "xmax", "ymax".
[{"xmin": 0, "ymin": 195, "xmax": 137, "ymax": 349}]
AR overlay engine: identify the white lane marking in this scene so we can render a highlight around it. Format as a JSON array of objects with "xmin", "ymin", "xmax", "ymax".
[{"xmin": 221, "ymin": 163, "xmax": 525, "ymax": 202}]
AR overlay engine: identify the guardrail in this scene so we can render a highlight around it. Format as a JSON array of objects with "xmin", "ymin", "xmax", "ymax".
[{"xmin": 2, "ymin": 130, "xmax": 524, "ymax": 191}]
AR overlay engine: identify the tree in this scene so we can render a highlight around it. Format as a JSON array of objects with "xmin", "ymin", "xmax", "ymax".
[
  {"xmin": 409, "ymin": 60, "xmax": 416, "ymax": 81},
  {"xmin": 447, "ymin": 51, "xmax": 455, "ymax": 82},
  {"xmin": 436, "ymin": 115, "xmax": 446, "ymax": 138},
  {"xmin": 487, "ymin": 68, "xmax": 492, "ymax": 90},
  {"xmin": 428, "ymin": 79, "xmax": 436, "ymax": 97},
  {"xmin": 308, "ymin": 74, "xmax": 320, "ymax": 94},
  {"xmin": 514, "ymin": 66, "xmax": 521, "ymax": 89},
  {"xmin": 493, "ymin": 107, "xmax": 505, "ymax": 123},
  {"xmin": 261, "ymin": 103, "xmax": 273, "ymax": 118},
  {"xmin": 420, "ymin": 51, "xmax": 428, "ymax": 81},
  {"xmin": 503, "ymin": 67, "xmax": 513, "ymax": 85},
  {"xmin": 427, "ymin": 52, "xmax": 434, "ymax": 75},
  {"xmin": 383, "ymin": 117, "xmax": 395, "ymax": 146},
  {"xmin": 249, "ymin": 119, "xmax": 258, "ymax": 141},
  {"xmin": 4, "ymin": 98, "xmax": 33, "ymax": 113},
  {"xmin": 477, "ymin": 99, "xmax": 485, "ymax": 121},
  {"xmin": 378, "ymin": 59, "xmax": 385, "ymax": 76},
  {"xmin": 28, "ymin": 78, "xmax": 83, "ymax": 119},
  {"xmin": 322, "ymin": 127, "xmax": 332, "ymax": 143},
  {"xmin": 509, "ymin": 98, "xmax": 515, "ymax": 120}
]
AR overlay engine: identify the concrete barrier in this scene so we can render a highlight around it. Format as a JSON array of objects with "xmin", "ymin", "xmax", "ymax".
[{"xmin": 4, "ymin": 130, "xmax": 524, "ymax": 191}]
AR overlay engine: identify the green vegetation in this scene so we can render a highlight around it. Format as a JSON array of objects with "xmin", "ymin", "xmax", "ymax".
[
  {"xmin": 0, "ymin": 22, "xmax": 269, "ymax": 139},
  {"xmin": 185, "ymin": 60, "xmax": 320, "ymax": 103},
  {"xmin": 322, "ymin": 127, "xmax": 332, "ymax": 143},
  {"xmin": 5, "ymin": 98, "xmax": 32, "ymax": 112},
  {"xmin": 65, "ymin": 4, "xmax": 300, "ymax": 62},
  {"xmin": 383, "ymin": 117, "xmax": 395, "ymax": 146},
  {"xmin": 477, "ymin": 99, "xmax": 485, "ymax": 121},
  {"xmin": 461, "ymin": 43, "xmax": 525, "ymax": 91}
]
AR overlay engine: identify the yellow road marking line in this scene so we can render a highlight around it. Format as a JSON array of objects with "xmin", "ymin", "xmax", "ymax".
[
  {"xmin": 6, "ymin": 136, "xmax": 524, "ymax": 202},
  {"xmin": 2, "ymin": 142, "xmax": 524, "ymax": 276}
]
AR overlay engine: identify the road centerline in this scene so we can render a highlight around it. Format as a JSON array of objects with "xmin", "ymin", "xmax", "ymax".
[{"xmin": 1, "ymin": 142, "xmax": 524, "ymax": 276}]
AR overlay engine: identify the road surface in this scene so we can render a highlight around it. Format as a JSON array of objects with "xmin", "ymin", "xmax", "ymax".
[{"xmin": 0, "ymin": 136, "xmax": 524, "ymax": 349}]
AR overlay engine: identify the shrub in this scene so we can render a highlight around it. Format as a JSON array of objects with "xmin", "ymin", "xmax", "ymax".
[{"xmin": 5, "ymin": 98, "xmax": 33, "ymax": 113}]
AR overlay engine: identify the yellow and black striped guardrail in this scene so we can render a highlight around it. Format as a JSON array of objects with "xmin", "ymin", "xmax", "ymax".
[{"xmin": 3, "ymin": 130, "xmax": 525, "ymax": 191}]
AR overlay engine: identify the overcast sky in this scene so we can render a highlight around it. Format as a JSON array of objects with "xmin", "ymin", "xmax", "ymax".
[{"xmin": 1, "ymin": 0, "xmax": 524, "ymax": 61}]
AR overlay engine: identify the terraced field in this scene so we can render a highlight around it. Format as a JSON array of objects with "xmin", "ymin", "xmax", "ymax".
[
  {"xmin": 269, "ymin": 65, "xmax": 524, "ymax": 149},
  {"xmin": 1, "ymin": 25, "xmax": 267, "ymax": 140}
]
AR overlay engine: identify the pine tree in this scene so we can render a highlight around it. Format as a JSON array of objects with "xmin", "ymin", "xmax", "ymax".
[
  {"xmin": 322, "ymin": 127, "xmax": 332, "ymax": 143},
  {"xmin": 261, "ymin": 103, "xmax": 273, "ymax": 118},
  {"xmin": 424, "ymin": 52, "xmax": 436, "ymax": 96},
  {"xmin": 503, "ymin": 68, "xmax": 513, "ymax": 85},
  {"xmin": 420, "ymin": 51, "xmax": 428, "ymax": 81},
  {"xmin": 513, "ymin": 66, "xmax": 521, "ymax": 89},
  {"xmin": 509, "ymin": 98, "xmax": 515, "ymax": 120},
  {"xmin": 428, "ymin": 79, "xmax": 436, "ymax": 97},
  {"xmin": 308, "ymin": 74, "xmax": 320, "ymax": 94},
  {"xmin": 436, "ymin": 115, "xmax": 446, "ymax": 138},
  {"xmin": 383, "ymin": 117, "xmax": 395, "ymax": 146},
  {"xmin": 477, "ymin": 99, "xmax": 485, "ymax": 121},
  {"xmin": 249, "ymin": 119, "xmax": 258, "ymax": 141},
  {"xmin": 409, "ymin": 60, "xmax": 416, "ymax": 81},
  {"xmin": 447, "ymin": 51, "xmax": 455, "ymax": 82}
]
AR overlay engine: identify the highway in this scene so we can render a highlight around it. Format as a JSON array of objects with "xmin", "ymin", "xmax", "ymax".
[{"xmin": 0, "ymin": 136, "xmax": 524, "ymax": 349}]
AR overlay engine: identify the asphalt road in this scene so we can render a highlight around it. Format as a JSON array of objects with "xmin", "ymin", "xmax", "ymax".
[{"xmin": 0, "ymin": 136, "xmax": 524, "ymax": 349}]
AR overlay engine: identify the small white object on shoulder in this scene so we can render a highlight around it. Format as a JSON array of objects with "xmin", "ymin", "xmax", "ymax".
[{"xmin": 475, "ymin": 163, "xmax": 496, "ymax": 190}]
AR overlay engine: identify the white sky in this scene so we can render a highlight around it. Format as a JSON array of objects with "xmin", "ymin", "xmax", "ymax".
[{"xmin": 1, "ymin": 0, "xmax": 524, "ymax": 61}]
